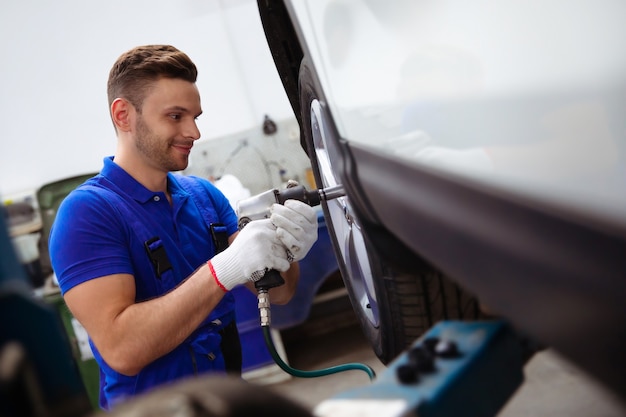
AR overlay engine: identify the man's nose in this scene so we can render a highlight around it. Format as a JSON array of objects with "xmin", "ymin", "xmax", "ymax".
[{"xmin": 185, "ymin": 120, "xmax": 201, "ymax": 140}]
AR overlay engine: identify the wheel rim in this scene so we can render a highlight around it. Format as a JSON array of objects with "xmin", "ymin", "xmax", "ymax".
[{"xmin": 310, "ymin": 99, "xmax": 380, "ymax": 328}]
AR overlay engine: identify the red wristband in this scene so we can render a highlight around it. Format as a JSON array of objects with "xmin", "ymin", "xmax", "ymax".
[{"xmin": 207, "ymin": 260, "xmax": 228, "ymax": 292}]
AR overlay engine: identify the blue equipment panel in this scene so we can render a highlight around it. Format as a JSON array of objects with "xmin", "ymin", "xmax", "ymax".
[{"xmin": 315, "ymin": 321, "xmax": 524, "ymax": 417}]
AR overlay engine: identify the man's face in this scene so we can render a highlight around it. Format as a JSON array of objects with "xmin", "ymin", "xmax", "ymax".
[{"xmin": 132, "ymin": 77, "xmax": 202, "ymax": 172}]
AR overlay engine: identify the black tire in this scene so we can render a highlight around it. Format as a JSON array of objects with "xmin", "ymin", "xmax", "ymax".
[{"xmin": 298, "ymin": 59, "xmax": 483, "ymax": 364}]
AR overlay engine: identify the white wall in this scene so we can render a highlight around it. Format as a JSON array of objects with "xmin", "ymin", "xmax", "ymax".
[{"xmin": 0, "ymin": 0, "xmax": 293, "ymax": 197}]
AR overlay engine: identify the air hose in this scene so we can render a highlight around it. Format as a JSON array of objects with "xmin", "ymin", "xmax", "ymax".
[
  {"xmin": 262, "ymin": 326, "xmax": 376, "ymax": 380},
  {"xmin": 256, "ymin": 283, "xmax": 376, "ymax": 381}
]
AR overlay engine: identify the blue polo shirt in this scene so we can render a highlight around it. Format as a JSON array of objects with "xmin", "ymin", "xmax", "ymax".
[{"xmin": 49, "ymin": 157, "xmax": 239, "ymax": 409}]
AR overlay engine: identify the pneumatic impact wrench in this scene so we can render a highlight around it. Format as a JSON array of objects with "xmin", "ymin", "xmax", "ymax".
[
  {"xmin": 235, "ymin": 182, "xmax": 377, "ymax": 381},
  {"xmin": 235, "ymin": 182, "xmax": 345, "ymax": 326}
]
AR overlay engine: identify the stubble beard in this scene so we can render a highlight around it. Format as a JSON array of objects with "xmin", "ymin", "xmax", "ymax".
[{"xmin": 135, "ymin": 114, "xmax": 189, "ymax": 172}]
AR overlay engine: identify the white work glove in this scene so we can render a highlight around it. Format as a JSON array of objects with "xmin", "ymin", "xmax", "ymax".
[
  {"xmin": 209, "ymin": 219, "xmax": 290, "ymax": 291},
  {"xmin": 270, "ymin": 200, "xmax": 318, "ymax": 263}
]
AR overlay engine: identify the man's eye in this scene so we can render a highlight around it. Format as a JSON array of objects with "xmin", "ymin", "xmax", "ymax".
[{"xmin": 169, "ymin": 114, "xmax": 181, "ymax": 120}]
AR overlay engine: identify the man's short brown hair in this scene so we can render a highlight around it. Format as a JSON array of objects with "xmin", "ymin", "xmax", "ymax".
[{"xmin": 107, "ymin": 45, "xmax": 198, "ymax": 114}]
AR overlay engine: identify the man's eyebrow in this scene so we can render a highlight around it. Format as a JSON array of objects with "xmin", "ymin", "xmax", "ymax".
[
  {"xmin": 166, "ymin": 105, "xmax": 189, "ymax": 113},
  {"xmin": 165, "ymin": 106, "xmax": 202, "ymax": 118}
]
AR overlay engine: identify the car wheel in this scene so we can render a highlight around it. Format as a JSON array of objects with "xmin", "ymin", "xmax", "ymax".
[{"xmin": 299, "ymin": 60, "xmax": 484, "ymax": 364}]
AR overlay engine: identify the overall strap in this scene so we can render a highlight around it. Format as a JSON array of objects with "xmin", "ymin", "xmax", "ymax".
[
  {"xmin": 80, "ymin": 183, "xmax": 175, "ymax": 282},
  {"xmin": 174, "ymin": 175, "xmax": 242, "ymax": 375},
  {"xmin": 174, "ymin": 175, "xmax": 230, "ymax": 255}
]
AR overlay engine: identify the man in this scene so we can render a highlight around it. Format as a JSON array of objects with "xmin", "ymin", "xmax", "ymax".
[{"xmin": 49, "ymin": 45, "xmax": 317, "ymax": 410}]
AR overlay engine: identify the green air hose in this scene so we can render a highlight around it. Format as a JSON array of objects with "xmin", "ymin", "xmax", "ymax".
[
  {"xmin": 255, "ymin": 274, "xmax": 376, "ymax": 381},
  {"xmin": 261, "ymin": 324, "xmax": 377, "ymax": 381}
]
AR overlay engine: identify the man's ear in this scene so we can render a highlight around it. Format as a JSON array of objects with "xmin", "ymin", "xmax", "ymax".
[{"xmin": 111, "ymin": 98, "xmax": 133, "ymax": 132}]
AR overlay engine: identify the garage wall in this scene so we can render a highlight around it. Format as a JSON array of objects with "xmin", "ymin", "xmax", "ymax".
[{"xmin": 0, "ymin": 0, "xmax": 294, "ymax": 197}]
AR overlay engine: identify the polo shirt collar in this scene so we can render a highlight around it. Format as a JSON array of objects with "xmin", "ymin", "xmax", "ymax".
[{"xmin": 101, "ymin": 156, "xmax": 167, "ymax": 204}]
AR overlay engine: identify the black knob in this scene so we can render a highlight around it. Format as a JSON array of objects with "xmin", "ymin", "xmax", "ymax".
[
  {"xmin": 422, "ymin": 337, "xmax": 440, "ymax": 354},
  {"xmin": 396, "ymin": 364, "xmax": 419, "ymax": 384},
  {"xmin": 262, "ymin": 115, "xmax": 277, "ymax": 135},
  {"xmin": 408, "ymin": 346, "xmax": 436, "ymax": 373},
  {"xmin": 435, "ymin": 339, "xmax": 460, "ymax": 358}
]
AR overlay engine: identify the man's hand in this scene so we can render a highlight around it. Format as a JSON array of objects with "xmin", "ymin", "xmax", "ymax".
[
  {"xmin": 209, "ymin": 219, "xmax": 290, "ymax": 291},
  {"xmin": 270, "ymin": 200, "xmax": 318, "ymax": 262}
]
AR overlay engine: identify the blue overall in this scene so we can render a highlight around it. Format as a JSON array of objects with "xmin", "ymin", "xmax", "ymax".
[{"xmin": 49, "ymin": 157, "xmax": 239, "ymax": 409}]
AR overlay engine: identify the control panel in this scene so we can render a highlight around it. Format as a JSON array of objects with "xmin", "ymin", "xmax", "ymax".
[{"xmin": 314, "ymin": 321, "xmax": 525, "ymax": 417}]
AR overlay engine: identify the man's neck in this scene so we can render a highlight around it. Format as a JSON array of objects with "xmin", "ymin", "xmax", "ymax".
[{"xmin": 113, "ymin": 152, "xmax": 169, "ymax": 194}]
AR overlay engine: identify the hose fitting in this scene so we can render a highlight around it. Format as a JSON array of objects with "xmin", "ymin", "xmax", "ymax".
[{"xmin": 257, "ymin": 289, "xmax": 271, "ymax": 327}]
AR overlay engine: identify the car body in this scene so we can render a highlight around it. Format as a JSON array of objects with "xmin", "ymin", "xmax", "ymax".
[{"xmin": 257, "ymin": 0, "xmax": 626, "ymax": 400}]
